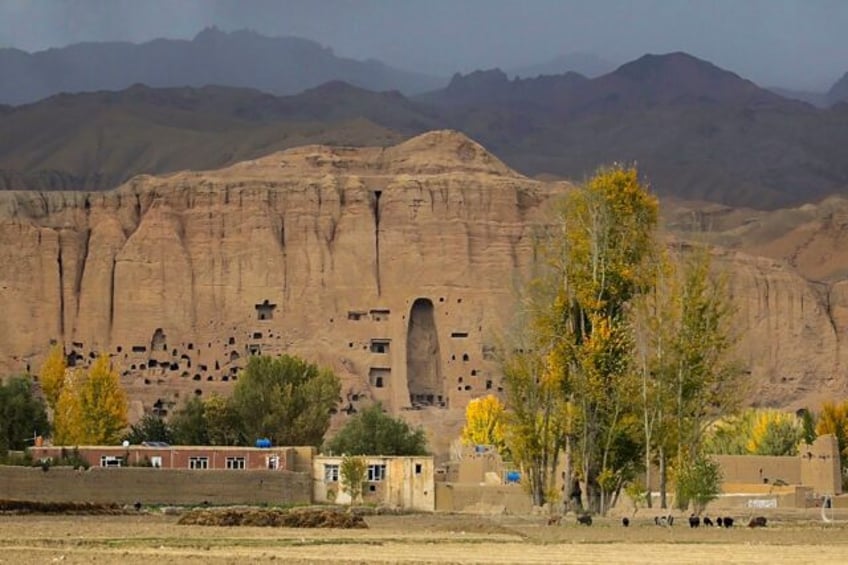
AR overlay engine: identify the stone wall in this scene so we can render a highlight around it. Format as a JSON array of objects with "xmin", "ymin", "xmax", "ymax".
[{"xmin": 0, "ymin": 466, "xmax": 311, "ymax": 506}]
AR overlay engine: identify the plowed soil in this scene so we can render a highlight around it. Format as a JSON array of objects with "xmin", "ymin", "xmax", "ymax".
[{"xmin": 1, "ymin": 510, "xmax": 847, "ymax": 564}]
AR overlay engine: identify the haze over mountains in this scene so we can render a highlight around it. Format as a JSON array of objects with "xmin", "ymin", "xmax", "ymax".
[
  {"xmin": 2, "ymin": 30, "xmax": 848, "ymax": 209},
  {"xmin": 0, "ymin": 27, "xmax": 444, "ymax": 106}
]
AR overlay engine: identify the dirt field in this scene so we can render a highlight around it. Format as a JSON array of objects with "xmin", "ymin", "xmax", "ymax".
[{"xmin": 1, "ymin": 511, "xmax": 848, "ymax": 564}]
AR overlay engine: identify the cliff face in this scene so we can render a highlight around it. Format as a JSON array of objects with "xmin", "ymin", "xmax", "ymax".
[
  {"xmin": 0, "ymin": 131, "xmax": 556, "ymax": 451},
  {"xmin": 1, "ymin": 131, "xmax": 846, "ymax": 453}
]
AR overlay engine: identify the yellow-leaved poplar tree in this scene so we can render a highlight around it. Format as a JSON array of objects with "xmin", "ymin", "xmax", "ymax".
[
  {"xmin": 53, "ymin": 369, "xmax": 85, "ymax": 445},
  {"xmin": 78, "ymin": 355, "xmax": 129, "ymax": 444},
  {"xmin": 461, "ymin": 394, "xmax": 507, "ymax": 453},
  {"xmin": 39, "ymin": 343, "xmax": 67, "ymax": 410},
  {"xmin": 552, "ymin": 165, "xmax": 657, "ymax": 513},
  {"xmin": 816, "ymin": 401, "xmax": 848, "ymax": 457},
  {"xmin": 53, "ymin": 355, "xmax": 128, "ymax": 445},
  {"xmin": 746, "ymin": 409, "xmax": 803, "ymax": 456}
]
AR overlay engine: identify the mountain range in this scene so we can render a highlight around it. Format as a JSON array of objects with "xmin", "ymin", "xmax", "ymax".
[
  {"xmin": 2, "ymin": 34, "xmax": 848, "ymax": 209},
  {"xmin": 0, "ymin": 27, "xmax": 445, "ymax": 106}
]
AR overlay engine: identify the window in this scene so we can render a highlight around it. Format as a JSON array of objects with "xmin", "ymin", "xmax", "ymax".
[
  {"xmin": 324, "ymin": 464, "xmax": 340, "ymax": 482},
  {"xmin": 367, "ymin": 464, "xmax": 386, "ymax": 482},
  {"xmin": 150, "ymin": 456, "xmax": 162, "ymax": 468},
  {"xmin": 188, "ymin": 456, "xmax": 209, "ymax": 470},
  {"xmin": 226, "ymin": 457, "xmax": 246, "ymax": 470},
  {"xmin": 415, "ymin": 463, "xmax": 422, "ymax": 475},
  {"xmin": 266, "ymin": 455, "xmax": 280, "ymax": 470},
  {"xmin": 100, "ymin": 456, "xmax": 123, "ymax": 468}
]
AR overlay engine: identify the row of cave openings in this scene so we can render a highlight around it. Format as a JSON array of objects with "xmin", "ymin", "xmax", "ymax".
[
  {"xmin": 351, "ymin": 297, "xmax": 502, "ymax": 410},
  {"xmin": 63, "ymin": 297, "xmax": 505, "ymax": 410},
  {"xmin": 67, "ymin": 298, "xmax": 284, "ymax": 390}
]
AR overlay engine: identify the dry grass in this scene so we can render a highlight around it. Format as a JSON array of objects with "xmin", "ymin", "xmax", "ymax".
[{"xmin": 1, "ymin": 511, "xmax": 848, "ymax": 564}]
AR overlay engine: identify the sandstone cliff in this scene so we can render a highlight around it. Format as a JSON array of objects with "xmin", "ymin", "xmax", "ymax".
[{"xmin": 1, "ymin": 131, "xmax": 846, "ymax": 454}]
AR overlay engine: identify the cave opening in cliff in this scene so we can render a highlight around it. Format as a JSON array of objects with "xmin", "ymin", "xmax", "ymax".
[
  {"xmin": 369, "ymin": 367, "xmax": 390, "ymax": 389},
  {"xmin": 151, "ymin": 328, "xmax": 167, "ymax": 352},
  {"xmin": 406, "ymin": 298, "xmax": 443, "ymax": 408},
  {"xmin": 255, "ymin": 299, "xmax": 277, "ymax": 321},
  {"xmin": 372, "ymin": 190, "xmax": 382, "ymax": 295}
]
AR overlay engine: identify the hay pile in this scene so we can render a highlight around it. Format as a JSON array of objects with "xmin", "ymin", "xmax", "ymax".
[
  {"xmin": 0, "ymin": 500, "xmax": 125, "ymax": 515},
  {"xmin": 178, "ymin": 507, "xmax": 368, "ymax": 529}
]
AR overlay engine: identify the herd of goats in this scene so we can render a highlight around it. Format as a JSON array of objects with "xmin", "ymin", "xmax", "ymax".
[{"xmin": 550, "ymin": 514, "xmax": 768, "ymax": 528}]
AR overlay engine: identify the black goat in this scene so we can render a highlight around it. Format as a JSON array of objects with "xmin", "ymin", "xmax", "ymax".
[
  {"xmin": 723, "ymin": 517, "xmax": 734, "ymax": 528},
  {"xmin": 748, "ymin": 516, "xmax": 767, "ymax": 528},
  {"xmin": 621, "ymin": 517, "xmax": 630, "ymax": 527},
  {"xmin": 688, "ymin": 514, "xmax": 700, "ymax": 528},
  {"xmin": 703, "ymin": 516, "xmax": 714, "ymax": 527},
  {"xmin": 577, "ymin": 513, "xmax": 593, "ymax": 526}
]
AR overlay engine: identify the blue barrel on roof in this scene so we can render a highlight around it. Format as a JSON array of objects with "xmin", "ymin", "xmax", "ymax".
[
  {"xmin": 505, "ymin": 471, "xmax": 521, "ymax": 484},
  {"xmin": 255, "ymin": 438, "xmax": 272, "ymax": 448}
]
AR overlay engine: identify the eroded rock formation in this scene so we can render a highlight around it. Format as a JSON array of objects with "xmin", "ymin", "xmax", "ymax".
[{"xmin": 1, "ymin": 130, "xmax": 846, "ymax": 454}]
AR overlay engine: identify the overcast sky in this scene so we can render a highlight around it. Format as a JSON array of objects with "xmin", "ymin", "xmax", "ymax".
[{"xmin": 0, "ymin": 0, "xmax": 845, "ymax": 90}]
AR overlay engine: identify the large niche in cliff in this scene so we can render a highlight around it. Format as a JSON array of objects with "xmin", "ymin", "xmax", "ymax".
[
  {"xmin": 406, "ymin": 298, "xmax": 444, "ymax": 407},
  {"xmin": 150, "ymin": 328, "xmax": 167, "ymax": 352}
]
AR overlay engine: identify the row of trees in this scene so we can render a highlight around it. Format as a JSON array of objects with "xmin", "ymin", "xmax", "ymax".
[
  {"xmin": 495, "ymin": 165, "xmax": 743, "ymax": 512},
  {"xmin": 141, "ymin": 354, "xmax": 342, "ymax": 447},
  {"xmin": 40, "ymin": 345, "xmax": 128, "ymax": 445},
  {"xmin": 122, "ymin": 356, "xmax": 427, "ymax": 455},
  {"xmin": 21, "ymin": 344, "xmax": 425, "ymax": 455},
  {"xmin": 127, "ymin": 392, "xmax": 427, "ymax": 456}
]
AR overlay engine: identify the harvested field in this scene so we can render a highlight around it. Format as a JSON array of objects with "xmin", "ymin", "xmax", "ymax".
[
  {"xmin": 1, "ymin": 510, "xmax": 848, "ymax": 564},
  {"xmin": 177, "ymin": 507, "xmax": 367, "ymax": 528},
  {"xmin": 0, "ymin": 499, "xmax": 127, "ymax": 515}
]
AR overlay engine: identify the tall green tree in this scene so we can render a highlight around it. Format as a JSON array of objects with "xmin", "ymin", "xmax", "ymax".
[
  {"xmin": 634, "ymin": 246, "xmax": 741, "ymax": 507},
  {"xmin": 169, "ymin": 397, "xmax": 209, "ymax": 445},
  {"xmin": 0, "ymin": 376, "xmax": 50, "ymax": 455},
  {"xmin": 232, "ymin": 354, "xmax": 341, "ymax": 446},
  {"xmin": 204, "ymin": 393, "xmax": 243, "ymax": 446},
  {"xmin": 668, "ymin": 248, "xmax": 741, "ymax": 502},
  {"xmin": 632, "ymin": 248, "xmax": 677, "ymax": 508},
  {"xmin": 675, "ymin": 453, "xmax": 722, "ymax": 515},
  {"xmin": 502, "ymin": 347, "xmax": 568, "ymax": 507},
  {"xmin": 124, "ymin": 413, "xmax": 172, "ymax": 445},
  {"xmin": 324, "ymin": 403, "xmax": 428, "ymax": 456}
]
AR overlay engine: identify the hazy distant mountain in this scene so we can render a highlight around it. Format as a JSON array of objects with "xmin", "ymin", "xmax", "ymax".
[
  {"xmin": 0, "ymin": 27, "xmax": 446, "ymax": 105},
  {"xmin": 2, "ymin": 51, "xmax": 848, "ymax": 209},
  {"xmin": 767, "ymin": 87, "xmax": 827, "ymax": 108},
  {"xmin": 417, "ymin": 68, "xmax": 588, "ymax": 108},
  {"xmin": 827, "ymin": 71, "xmax": 848, "ymax": 106},
  {"xmin": 508, "ymin": 52, "xmax": 616, "ymax": 79},
  {"xmin": 422, "ymin": 52, "xmax": 786, "ymax": 115},
  {"xmin": 0, "ymin": 83, "xmax": 438, "ymax": 191}
]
